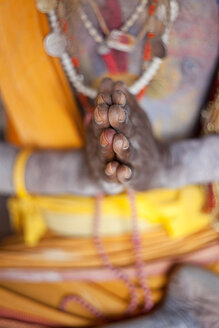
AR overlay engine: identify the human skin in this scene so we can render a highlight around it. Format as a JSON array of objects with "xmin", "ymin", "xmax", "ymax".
[
  {"xmin": 60, "ymin": 0, "xmax": 218, "ymax": 140},
  {"xmin": 86, "ymin": 78, "xmax": 219, "ymax": 193},
  {"xmin": 1, "ymin": 132, "xmax": 219, "ymax": 195}
]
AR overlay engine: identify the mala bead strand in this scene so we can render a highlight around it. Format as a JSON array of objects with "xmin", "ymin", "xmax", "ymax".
[
  {"xmin": 143, "ymin": 42, "xmax": 152, "ymax": 61},
  {"xmin": 48, "ymin": 9, "xmax": 60, "ymax": 32},
  {"xmin": 60, "ymin": 294, "xmax": 105, "ymax": 319},
  {"xmin": 132, "ymin": 0, "xmax": 175, "ymax": 95},
  {"xmin": 38, "ymin": 0, "xmax": 178, "ymax": 99},
  {"xmin": 138, "ymin": 0, "xmax": 158, "ymax": 98},
  {"xmin": 149, "ymin": 2, "xmax": 156, "ymax": 15},
  {"xmin": 127, "ymin": 189, "xmax": 154, "ymax": 311},
  {"xmin": 61, "ymin": 52, "xmax": 97, "ymax": 98},
  {"xmin": 79, "ymin": 7, "xmax": 104, "ymax": 44},
  {"xmin": 122, "ymin": 0, "xmax": 149, "ymax": 32},
  {"xmin": 60, "ymin": 190, "xmax": 154, "ymax": 318},
  {"xmin": 37, "ymin": 0, "xmax": 178, "ymax": 97},
  {"xmin": 137, "ymin": 0, "xmax": 178, "ymax": 97},
  {"xmin": 130, "ymin": 57, "xmax": 162, "ymax": 94},
  {"xmin": 143, "ymin": 32, "xmax": 154, "ymax": 63},
  {"xmin": 81, "ymin": 0, "xmax": 149, "ymax": 39},
  {"xmin": 93, "ymin": 194, "xmax": 140, "ymax": 314}
]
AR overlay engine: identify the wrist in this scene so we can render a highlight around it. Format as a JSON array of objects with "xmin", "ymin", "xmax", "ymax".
[
  {"xmin": 147, "ymin": 142, "xmax": 172, "ymax": 189},
  {"xmin": 26, "ymin": 149, "xmax": 101, "ymax": 196},
  {"xmin": 0, "ymin": 143, "xmax": 19, "ymax": 195},
  {"xmin": 26, "ymin": 150, "xmax": 74, "ymax": 195}
]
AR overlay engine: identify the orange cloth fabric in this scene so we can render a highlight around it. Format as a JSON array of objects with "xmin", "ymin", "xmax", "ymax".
[
  {"xmin": 0, "ymin": 228, "xmax": 218, "ymax": 268},
  {"xmin": 0, "ymin": 229, "xmax": 218, "ymax": 326},
  {"xmin": 0, "ymin": 0, "xmax": 84, "ymax": 149},
  {"xmin": 0, "ymin": 286, "xmax": 91, "ymax": 327}
]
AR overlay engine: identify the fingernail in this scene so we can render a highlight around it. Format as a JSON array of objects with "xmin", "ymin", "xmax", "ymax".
[
  {"xmin": 122, "ymin": 137, "xmax": 129, "ymax": 150},
  {"xmin": 100, "ymin": 129, "xmax": 115, "ymax": 147},
  {"xmin": 96, "ymin": 94, "xmax": 105, "ymax": 105},
  {"xmin": 118, "ymin": 107, "xmax": 126, "ymax": 123},
  {"xmin": 105, "ymin": 163, "xmax": 112, "ymax": 175},
  {"xmin": 116, "ymin": 136, "xmax": 129, "ymax": 150},
  {"xmin": 117, "ymin": 138, "xmax": 123, "ymax": 149},
  {"xmin": 105, "ymin": 163, "xmax": 113, "ymax": 175},
  {"xmin": 94, "ymin": 105, "xmax": 108, "ymax": 125},
  {"xmin": 94, "ymin": 107, "xmax": 103, "ymax": 124},
  {"xmin": 100, "ymin": 132, "xmax": 108, "ymax": 146},
  {"xmin": 105, "ymin": 161, "xmax": 118, "ymax": 176},
  {"xmin": 96, "ymin": 93, "xmax": 112, "ymax": 105},
  {"xmin": 125, "ymin": 167, "xmax": 132, "ymax": 179},
  {"xmin": 113, "ymin": 90, "xmax": 126, "ymax": 106}
]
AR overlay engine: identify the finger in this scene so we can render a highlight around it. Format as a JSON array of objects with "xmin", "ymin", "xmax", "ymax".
[
  {"xmin": 109, "ymin": 104, "xmax": 127, "ymax": 127},
  {"xmin": 113, "ymin": 133, "xmax": 131, "ymax": 162},
  {"xmin": 109, "ymin": 103, "xmax": 134, "ymax": 137},
  {"xmin": 117, "ymin": 164, "xmax": 132, "ymax": 183},
  {"xmin": 105, "ymin": 161, "xmax": 119, "ymax": 183},
  {"xmin": 93, "ymin": 103, "xmax": 110, "ymax": 130},
  {"xmin": 99, "ymin": 128, "xmax": 116, "ymax": 161},
  {"xmin": 112, "ymin": 89, "xmax": 126, "ymax": 106},
  {"xmin": 96, "ymin": 92, "xmax": 112, "ymax": 106},
  {"xmin": 99, "ymin": 77, "xmax": 113, "ymax": 93},
  {"xmin": 114, "ymin": 80, "xmax": 138, "ymax": 107},
  {"xmin": 113, "ymin": 81, "xmax": 127, "ymax": 93},
  {"xmin": 96, "ymin": 78, "xmax": 113, "ymax": 107}
]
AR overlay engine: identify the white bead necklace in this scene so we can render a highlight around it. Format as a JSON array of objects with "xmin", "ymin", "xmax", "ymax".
[
  {"xmin": 43, "ymin": 1, "xmax": 178, "ymax": 99},
  {"xmin": 78, "ymin": 0, "xmax": 149, "ymax": 46}
]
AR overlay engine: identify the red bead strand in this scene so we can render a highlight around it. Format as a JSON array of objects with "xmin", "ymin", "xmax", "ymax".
[
  {"xmin": 93, "ymin": 193, "xmax": 139, "ymax": 314},
  {"xmin": 149, "ymin": 3, "xmax": 156, "ymax": 15},
  {"xmin": 127, "ymin": 189, "xmax": 154, "ymax": 312},
  {"xmin": 143, "ymin": 42, "xmax": 152, "ymax": 61}
]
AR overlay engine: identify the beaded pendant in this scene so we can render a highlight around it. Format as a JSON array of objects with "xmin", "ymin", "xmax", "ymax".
[
  {"xmin": 44, "ymin": 32, "xmax": 67, "ymax": 57},
  {"xmin": 106, "ymin": 30, "xmax": 136, "ymax": 52}
]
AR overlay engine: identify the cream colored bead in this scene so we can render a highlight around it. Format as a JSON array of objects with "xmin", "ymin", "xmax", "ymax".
[{"xmin": 36, "ymin": 0, "xmax": 58, "ymax": 13}]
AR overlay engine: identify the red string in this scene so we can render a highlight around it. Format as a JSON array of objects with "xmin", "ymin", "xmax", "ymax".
[
  {"xmin": 102, "ymin": 0, "xmax": 128, "ymax": 73},
  {"xmin": 77, "ymin": 93, "xmax": 94, "ymax": 126},
  {"xmin": 101, "ymin": 52, "xmax": 120, "ymax": 74}
]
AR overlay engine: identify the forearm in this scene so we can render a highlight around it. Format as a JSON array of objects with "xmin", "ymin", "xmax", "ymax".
[
  {"xmin": 2, "ymin": 135, "xmax": 218, "ymax": 196},
  {"xmin": 0, "ymin": 142, "xmax": 18, "ymax": 194},
  {"xmin": 0, "ymin": 142, "xmax": 100, "ymax": 196},
  {"xmin": 157, "ymin": 135, "xmax": 219, "ymax": 189},
  {"xmin": 26, "ymin": 149, "xmax": 100, "ymax": 195},
  {"xmin": 26, "ymin": 150, "xmax": 99, "ymax": 196}
]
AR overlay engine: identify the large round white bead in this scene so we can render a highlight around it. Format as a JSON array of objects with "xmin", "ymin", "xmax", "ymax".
[{"xmin": 44, "ymin": 32, "xmax": 67, "ymax": 57}]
